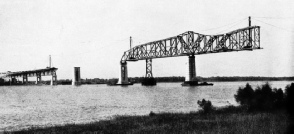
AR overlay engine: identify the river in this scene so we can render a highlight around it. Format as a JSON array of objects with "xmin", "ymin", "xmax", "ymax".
[{"xmin": 0, "ymin": 81, "xmax": 293, "ymax": 131}]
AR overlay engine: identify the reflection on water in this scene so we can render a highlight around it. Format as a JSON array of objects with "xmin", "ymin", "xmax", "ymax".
[{"xmin": 0, "ymin": 81, "xmax": 292, "ymax": 131}]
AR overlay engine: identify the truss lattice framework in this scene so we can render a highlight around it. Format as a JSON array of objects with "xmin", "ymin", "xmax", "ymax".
[
  {"xmin": 146, "ymin": 59, "xmax": 152, "ymax": 78},
  {"xmin": 121, "ymin": 26, "xmax": 260, "ymax": 61}
]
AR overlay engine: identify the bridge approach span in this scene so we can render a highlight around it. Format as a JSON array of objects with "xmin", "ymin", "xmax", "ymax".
[{"xmin": 2, "ymin": 67, "xmax": 58, "ymax": 85}]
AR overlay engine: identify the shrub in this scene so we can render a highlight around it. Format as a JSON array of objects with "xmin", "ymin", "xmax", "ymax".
[
  {"xmin": 149, "ymin": 111, "xmax": 156, "ymax": 116},
  {"xmin": 285, "ymin": 83, "xmax": 294, "ymax": 115},
  {"xmin": 253, "ymin": 83, "xmax": 275, "ymax": 111},
  {"xmin": 234, "ymin": 83, "xmax": 254, "ymax": 107},
  {"xmin": 197, "ymin": 99, "xmax": 213, "ymax": 113},
  {"xmin": 272, "ymin": 88, "xmax": 284, "ymax": 109},
  {"xmin": 285, "ymin": 83, "xmax": 294, "ymax": 133},
  {"xmin": 235, "ymin": 83, "xmax": 286, "ymax": 111}
]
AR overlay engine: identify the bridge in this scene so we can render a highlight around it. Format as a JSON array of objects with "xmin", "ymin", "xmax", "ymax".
[
  {"xmin": 1, "ymin": 67, "xmax": 58, "ymax": 85},
  {"xmin": 0, "ymin": 55, "xmax": 58, "ymax": 85},
  {"xmin": 117, "ymin": 17, "xmax": 261, "ymax": 85}
]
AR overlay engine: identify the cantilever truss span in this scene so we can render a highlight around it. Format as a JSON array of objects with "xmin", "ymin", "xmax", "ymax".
[{"xmin": 121, "ymin": 26, "xmax": 260, "ymax": 61}]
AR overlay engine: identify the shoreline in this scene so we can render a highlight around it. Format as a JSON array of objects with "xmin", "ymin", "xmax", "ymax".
[
  {"xmin": 2, "ymin": 76, "xmax": 294, "ymax": 86},
  {"xmin": 1, "ymin": 79, "xmax": 294, "ymax": 86},
  {"xmin": 5, "ymin": 106, "xmax": 290, "ymax": 134}
]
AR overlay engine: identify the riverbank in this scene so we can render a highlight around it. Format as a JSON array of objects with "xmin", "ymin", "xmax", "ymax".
[{"xmin": 6, "ymin": 106, "xmax": 289, "ymax": 134}]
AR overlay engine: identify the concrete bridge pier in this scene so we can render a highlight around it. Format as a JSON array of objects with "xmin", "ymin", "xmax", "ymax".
[
  {"xmin": 182, "ymin": 55, "xmax": 213, "ymax": 86},
  {"xmin": 181, "ymin": 55, "xmax": 198, "ymax": 86},
  {"xmin": 186, "ymin": 55, "xmax": 196, "ymax": 82},
  {"xmin": 72, "ymin": 67, "xmax": 81, "ymax": 86},
  {"xmin": 119, "ymin": 61, "xmax": 129, "ymax": 84},
  {"xmin": 22, "ymin": 74, "xmax": 28, "ymax": 84}
]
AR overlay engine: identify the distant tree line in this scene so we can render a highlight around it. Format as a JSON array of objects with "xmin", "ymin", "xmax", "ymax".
[
  {"xmin": 129, "ymin": 76, "xmax": 294, "ymax": 83},
  {"xmin": 129, "ymin": 76, "xmax": 185, "ymax": 83},
  {"xmin": 57, "ymin": 78, "xmax": 109, "ymax": 85},
  {"xmin": 200, "ymin": 76, "xmax": 294, "ymax": 82},
  {"xmin": 1, "ymin": 76, "xmax": 294, "ymax": 86}
]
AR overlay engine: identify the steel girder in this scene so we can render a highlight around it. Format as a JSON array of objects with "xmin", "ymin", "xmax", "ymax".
[{"xmin": 121, "ymin": 26, "xmax": 260, "ymax": 61}]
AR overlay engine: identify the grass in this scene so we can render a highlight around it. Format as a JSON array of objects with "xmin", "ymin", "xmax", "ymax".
[{"xmin": 5, "ymin": 106, "xmax": 290, "ymax": 134}]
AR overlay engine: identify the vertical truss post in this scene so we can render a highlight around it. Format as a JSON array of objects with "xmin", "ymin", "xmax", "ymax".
[
  {"xmin": 35, "ymin": 72, "xmax": 41, "ymax": 84},
  {"xmin": 249, "ymin": 16, "xmax": 252, "ymax": 47},
  {"xmin": 258, "ymin": 27, "xmax": 260, "ymax": 48},
  {"xmin": 51, "ymin": 71, "xmax": 57, "ymax": 85},
  {"xmin": 146, "ymin": 59, "xmax": 153, "ymax": 78},
  {"xmin": 11, "ymin": 76, "xmax": 17, "ymax": 84},
  {"xmin": 186, "ymin": 31, "xmax": 194, "ymax": 53},
  {"xmin": 9, "ymin": 76, "xmax": 11, "ymax": 86}
]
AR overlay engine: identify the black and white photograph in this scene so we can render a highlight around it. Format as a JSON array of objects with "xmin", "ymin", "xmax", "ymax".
[{"xmin": 0, "ymin": 0, "xmax": 294, "ymax": 133}]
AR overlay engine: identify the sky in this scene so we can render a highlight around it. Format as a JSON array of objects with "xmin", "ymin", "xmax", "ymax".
[{"xmin": 0, "ymin": 0, "xmax": 294, "ymax": 80}]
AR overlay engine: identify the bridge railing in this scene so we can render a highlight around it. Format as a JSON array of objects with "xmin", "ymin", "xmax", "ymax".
[{"xmin": 121, "ymin": 26, "xmax": 260, "ymax": 61}]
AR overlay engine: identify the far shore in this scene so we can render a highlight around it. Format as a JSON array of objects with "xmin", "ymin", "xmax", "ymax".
[{"xmin": 2, "ymin": 76, "xmax": 294, "ymax": 86}]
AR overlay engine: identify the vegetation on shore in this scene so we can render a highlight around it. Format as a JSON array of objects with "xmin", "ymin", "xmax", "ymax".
[
  {"xmin": 4, "ymin": 82, "xmax": 294, "ymax": 133},
  {"xmin": 5, "ymin": 108, "xmax": 289, "ymax": 134},
  {"xmin": 130, "ymin": 76, "xmax": 294, "ymax": 83}
]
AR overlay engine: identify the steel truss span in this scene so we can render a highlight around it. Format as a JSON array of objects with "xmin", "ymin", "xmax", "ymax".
[{"xmin": 121, "ymin": 26, "xmax": 260, "ymax": 61}]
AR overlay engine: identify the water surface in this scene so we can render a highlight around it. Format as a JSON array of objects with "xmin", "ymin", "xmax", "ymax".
[{"xmin": 0, "ymin": 81, "xmax": 292, "ymax": 131}]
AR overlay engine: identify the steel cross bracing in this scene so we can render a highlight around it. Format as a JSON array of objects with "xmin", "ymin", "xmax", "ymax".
[
  {"xmin": 146, "ymin": 59, "xmax": 153, "ymax": 78},
  {"xmin": 121, "ymin": 26, "xmax": 260, "ymax": 61}
]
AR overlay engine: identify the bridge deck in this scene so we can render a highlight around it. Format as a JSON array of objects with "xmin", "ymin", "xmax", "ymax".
[{"xmin": 5, "ymin": 67, "xmax": 58, "ymax": 77}]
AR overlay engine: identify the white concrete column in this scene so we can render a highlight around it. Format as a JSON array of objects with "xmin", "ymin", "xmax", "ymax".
[
  {"xmin": 185, "ymin": 55, "xmax": 196, "ymax": 82},
  {"xmin": 50, "ymin": 76, "xmax": 54, "ymax": 85},
  {"xmin": 118, "ymin": 61, "xmax": 128, "ymax": 84}
]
